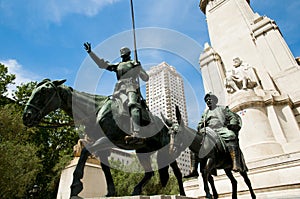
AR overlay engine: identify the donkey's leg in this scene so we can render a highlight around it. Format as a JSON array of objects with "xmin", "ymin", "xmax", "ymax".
[
  {"xmin": 224, "ymin": 168, "xmax": 238, "ymax": 199},
  {"xmin": 201, "ymin": 158, "xmax": 214, "ymax": 199},
  {"xmin": 70, "ymin": 147, "xmax": 90, "ymax": 197},
  {"xmin": 157, "ymin": 149, "xmax": 170, "ymax": 188},
  {"xmin": 170, "ymin": 161, "xmax": 185, "ymax": 196},
  {"xmin": 208, "ymin": 175, "xmax": 218, "ymax": 199},
  {"xmin": 96, "ymin": 150, "xmax": 116, "ymax": 197},
  {"xmin": 132, "ymin": 152, "xmax": 154, "ymax": 195},
  {"xmin": 240, "ymin": 171, "xmax": 256, "ymax": 199}
]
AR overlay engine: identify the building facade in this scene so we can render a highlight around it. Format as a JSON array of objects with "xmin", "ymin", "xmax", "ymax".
[{"xmin": 146, "ymin": 62, "xmax": 190, "ymax": 176}]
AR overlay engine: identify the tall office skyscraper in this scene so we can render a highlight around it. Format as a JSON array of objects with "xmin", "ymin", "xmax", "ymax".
[
  {"xmin": 146, "ymin": 62, "xmax": 190, "ymax": 175},
  {"xmin": 146, "ymin": 62, "xmax": 188, "ymax": 125}
]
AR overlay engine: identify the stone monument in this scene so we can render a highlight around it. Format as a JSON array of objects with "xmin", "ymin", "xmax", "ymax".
[
  {"xmin": 56, "ymin": 139, "xmax": 107, "ymax": 199},
  {"xmin": 184, "ymin": 0, "xmax": 300, "ymax": 198}
]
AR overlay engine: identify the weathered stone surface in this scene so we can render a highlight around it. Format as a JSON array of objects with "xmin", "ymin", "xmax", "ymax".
[
  {"xmin": 197, "ymin": 0, "xmax": 300, "ymax": 198},
  {"xmin": 91, "ymin": 196, "xmax": 196, "ymax": 199}
]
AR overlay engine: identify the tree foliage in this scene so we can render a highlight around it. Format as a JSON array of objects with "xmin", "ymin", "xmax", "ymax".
[
  {"xmin": 0, "ymin": 104, "xmax": 41, "ymax": 199},
  {"xmin": 0, "ymin": 63, "xmax": 16, "ymax": 105},
  {"xmin": 0, "ymin": 63, "xmax": 182, "ymax": 198},
  {"xmin": 0, "ymin": 63, "xmax": 15, "ymax": 96},
  {"xmin": 0, "ymin": 64, "xmax": 79, "ymax": 198},
  {"xmin": 110, "ymin": 158, "xmax": 180, "ymax": 196}
]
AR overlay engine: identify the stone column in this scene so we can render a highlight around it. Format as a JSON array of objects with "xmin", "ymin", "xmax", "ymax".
[
  {"xmin": 199, "ymin": 43, "xmax": 227, "ymax": 105},
  {"xmin": 229, "ymin": 90, "xmax": 284, "ymax": 161}
]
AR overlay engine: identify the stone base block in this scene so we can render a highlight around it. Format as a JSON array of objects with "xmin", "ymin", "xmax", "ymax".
[
  {"xmin": 89, "ymin": 196, "xmax": 196, "ymax": 199},
  {"xmin": 184, "ymin": 151, "xmax": 300, "ymax": 198},
  {"xmin": 57, "ymin": 157, "xmax": 107, "ymax": 199}
]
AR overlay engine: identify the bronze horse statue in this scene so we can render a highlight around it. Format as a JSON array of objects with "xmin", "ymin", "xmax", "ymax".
[
  {"xmin": 167, "ymin": 107, "xmax": 256, "ymax": 199},
  {"xmin": 22, "ymin": 79, "xmax": 185, "ymax": 197}
]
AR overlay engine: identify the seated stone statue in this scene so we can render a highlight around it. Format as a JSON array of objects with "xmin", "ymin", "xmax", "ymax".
[{"xmin": 225, "ymin": 57, "xmax": 259, "ymax": 93}]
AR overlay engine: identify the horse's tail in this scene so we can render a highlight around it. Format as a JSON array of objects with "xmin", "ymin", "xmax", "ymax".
[{"xmin": 158, "ymin": 165, "xmax": 170, "ymax": 187}]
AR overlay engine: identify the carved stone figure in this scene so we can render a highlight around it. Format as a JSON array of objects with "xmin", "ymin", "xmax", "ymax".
[{"xmin": 225, "ymin": 57, "xmax": 259, "ymax": 93}]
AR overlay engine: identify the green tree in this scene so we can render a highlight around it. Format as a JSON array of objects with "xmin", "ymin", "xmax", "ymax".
[
  {"xmin": 13, "ymin": 81, "xmax": 37, "ymax": 105},
  {"xmin": 110, "ymin": 158, "xmax": 180, "ymax": 196},
  {"xmin": 0, "ymin": 104, "xmax": 42, "ymax": 199},
  {"xmin": 0, "ymin": 63, "xmax": 16, "ymax": 105},
  {"xmin": 14, "ymin": 82, "xmax": 79, "ymax": 198},
  {"xmin": 0, "ymin": 63, "xmax": 15, "ymax": 96}
]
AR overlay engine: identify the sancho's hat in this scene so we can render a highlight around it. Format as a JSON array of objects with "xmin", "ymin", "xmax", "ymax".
[{"xmin": 204, "ymin": 92, "xmax": 218, "ymax": 103}]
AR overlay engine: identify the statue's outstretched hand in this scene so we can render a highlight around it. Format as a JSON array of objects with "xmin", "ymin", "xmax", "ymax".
[{"xmin": 84, "ymin": 42, "xmax": 91, "ymax": 53}]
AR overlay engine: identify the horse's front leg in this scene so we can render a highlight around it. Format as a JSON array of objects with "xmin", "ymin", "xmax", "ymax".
[
  {"xmin": 88, "ymin": 137, "xmax": 115, "ymax": 196},
  {"xmin": 96, "ymin": 150, "xmax": 116, "ymax": 197},
  {"xmin": 70, "ymin": 147, "xmax": 90, "ymax": 197},
  {"xmin": 132, "ymin": 152, "xmax": 154, "ymax": 195}
]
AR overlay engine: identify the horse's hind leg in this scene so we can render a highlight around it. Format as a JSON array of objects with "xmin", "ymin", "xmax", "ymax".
[
  {"xmin": 240, "ymin": 171, "xmax": 256, "ymax": 199},
  {"xmin": 132, "ymin": 152, "xmax": 154, "ymax": 195},
  {"xmin": 224, "ymin": 169, "xmax": 237, "ymax": 199},
  {"xmin": 208, "ymin": 175, "xmax": 218, "ymax": 199},
  {"xmin": 96, "ymin": 150, "xmax": 116, "ymax": 197},
  {"xmin": 70, "ymin": 147, "xmax": 90, "ymax": 197},
  {"xmin": 170, "ymin": 161, "xmax": 185, "ymax": 196}
]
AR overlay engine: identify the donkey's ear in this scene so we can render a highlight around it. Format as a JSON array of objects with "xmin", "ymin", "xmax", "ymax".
[
  {"xmin": 53, "ymin": 79, "xmax": 67, "ymax": 86},
  {"xmin": 160, "ymin": 112, "xmax": 172, "ymax": 127},
  {"xmin": 175, "ymin": 105, "xmax": 182, "ymax": 124}
]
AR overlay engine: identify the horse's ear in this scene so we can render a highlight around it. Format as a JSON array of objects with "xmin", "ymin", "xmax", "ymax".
[{"xmin": 53, "ymin": 79, "xmax": 67, "ymax": 86}]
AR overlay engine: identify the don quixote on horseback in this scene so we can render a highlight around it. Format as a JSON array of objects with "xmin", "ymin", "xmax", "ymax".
[{"xmin": 22, "ymin": 40, "xmax": 187, "ymax": 198}]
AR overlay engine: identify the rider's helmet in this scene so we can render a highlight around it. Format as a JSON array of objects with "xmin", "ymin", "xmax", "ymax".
[{"xmin": 120, "ymin": 47, "xmax": 131, "ymax": 57}]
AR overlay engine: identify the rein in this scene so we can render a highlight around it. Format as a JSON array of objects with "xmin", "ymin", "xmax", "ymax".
[{"xmin": 25, "ymin": 82, "xmax": 63, "ymax": 128}]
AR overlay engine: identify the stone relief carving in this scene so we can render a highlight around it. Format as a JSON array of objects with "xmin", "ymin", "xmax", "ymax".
[{"xmin": 225, "ymin": 57, "xmax": 260, "ymax": 93}]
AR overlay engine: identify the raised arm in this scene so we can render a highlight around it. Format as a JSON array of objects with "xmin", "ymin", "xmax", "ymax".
[{"xmin": 84, "ymin": 42, "xmax": 117, "ymax": 72}]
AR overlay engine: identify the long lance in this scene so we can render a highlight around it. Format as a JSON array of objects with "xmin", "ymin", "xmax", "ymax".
[
  {"xmin": 129, "ymin": 0, "xmax": 145, "ymax": 103},
  {"xmin": 130, "ymin": 0, "xmax": 138, "ymax": 64}
]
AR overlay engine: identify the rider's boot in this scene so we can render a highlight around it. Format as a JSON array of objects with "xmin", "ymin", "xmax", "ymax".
[
  {"xmin": 228, "ymin": 145, "xmax": 242, "ymax": 172},
  {"xmin": 184, "ymin": 152, "xmax": 199, "ymax": 178},
  {"xmin": 125, "ymin": 108, "xmax": 145, "ymax": 145}
]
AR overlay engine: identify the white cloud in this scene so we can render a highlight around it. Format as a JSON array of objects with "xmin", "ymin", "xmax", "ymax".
[
  {"xmin": 1, "ymin": 59, "xmax": 40, "ymax": 97},
  {"xmin": 0, "ymin": 0, "xmax": 121, "ymax": 27},
  {"xmin": 41, "ymin": 0, "xmax": 122, "ymax": 23}
]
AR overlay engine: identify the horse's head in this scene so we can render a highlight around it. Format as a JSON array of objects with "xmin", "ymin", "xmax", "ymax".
[
  {"xmin": 161, "ymin": 106, "xmax": 186, "ymax": 156},
  {"xmin": 23, "ymin": 79, "xmax": 66, "ymax": 127}
]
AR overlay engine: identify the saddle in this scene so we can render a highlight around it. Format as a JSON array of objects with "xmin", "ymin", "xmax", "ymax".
[
  {"xmin": 96, "ymin": 96, "xmax": 151, "ymax": 127},
  {"xmin": 198, "ymin": 127, "xmax": 227, "ymax": 159},
  {"xmin": 199, "ymin": 127, "xmax": 248, "ymax": 172}
]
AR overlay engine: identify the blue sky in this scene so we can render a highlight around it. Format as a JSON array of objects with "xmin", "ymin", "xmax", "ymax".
[{"xmin": 0, "ymin": 0, "xmax": 299, "ymax": 127}]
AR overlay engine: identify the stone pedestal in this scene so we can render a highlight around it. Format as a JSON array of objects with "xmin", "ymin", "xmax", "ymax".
[
  {"xmin": 89, "ymin": 195, "xmax": 196, "ymax": 199},
  {"xmin": 57, "ymin": 157, "xmax": 107, "ymax": 199},
  {"xmin": 197, "ymin": 0, "xmax": 300, "ymax": 198},
  {"xmin": 184, "ymin": 151, "xmax": 300, "ymax": 198}
]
